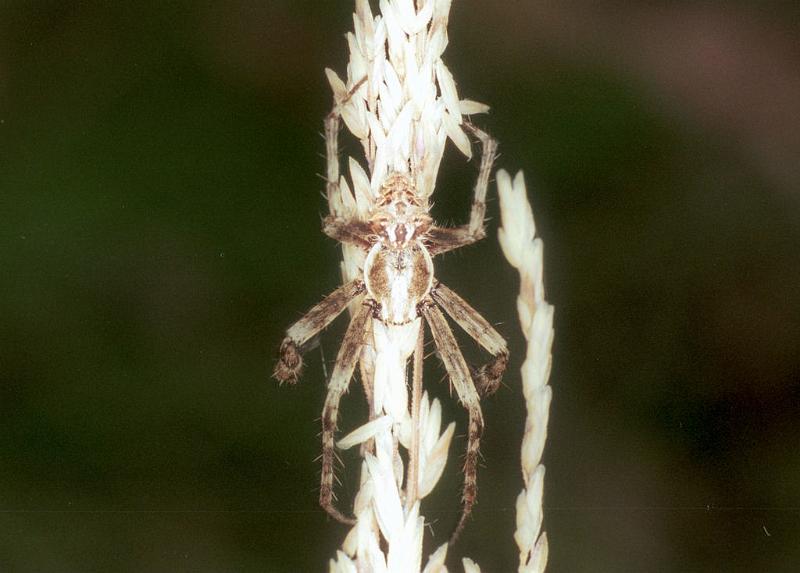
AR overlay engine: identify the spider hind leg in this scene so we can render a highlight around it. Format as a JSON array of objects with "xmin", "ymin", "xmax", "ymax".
[
  {"xmin": 421, "ymin": 301, "xmax": 485, "ymax": 544},
  {"xmin": 319, "ymin": 301, "xmax": 373, "ymax": 524}
]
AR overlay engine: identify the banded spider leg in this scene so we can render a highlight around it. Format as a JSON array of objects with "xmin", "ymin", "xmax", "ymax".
[
  {"xmin": 420, "ymin": 123, "xmax": 509, "ymax": 542},
  {"xmin": 273, "ymin": 82, "xmax": 375, "ymax": 525},
  {"xmin": 273, "ymin": 278, "xmax": 367, "ymax": 525},
  {"xmin": 426, "ymin": 122, "xmax": 498, "ymax": 257}
]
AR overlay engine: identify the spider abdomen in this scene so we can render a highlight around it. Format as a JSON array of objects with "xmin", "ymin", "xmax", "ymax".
[{"xmin": 364, "ymin": 241, "xmax": 433, "ymax": 325}]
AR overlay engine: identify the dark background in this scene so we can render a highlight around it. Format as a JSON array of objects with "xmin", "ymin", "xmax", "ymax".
[{"xmin": 2, "ymin": 1, "xmax": 799, "ymax": 571}]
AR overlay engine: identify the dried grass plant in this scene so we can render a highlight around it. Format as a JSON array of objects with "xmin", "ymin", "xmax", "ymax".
[
  {"xmin": 321, "ymin": 2, "xmax": 553, "ymax": 571},
  {"xmin": 498, "ymin": 170, "xmax": 553, "ymax": 573}
]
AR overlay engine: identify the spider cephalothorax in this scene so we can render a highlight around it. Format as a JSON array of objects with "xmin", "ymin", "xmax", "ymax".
[
  {"xmin": 365, "ymin": 173, "xmax": 433, "ymax": 325},
  {"xmin": 369, "ymin": 172, "xmax": 432, "ymax": 246},
  {"xmin": 274, "ymin": 118, "xmax": 508, "ymax": 542}
]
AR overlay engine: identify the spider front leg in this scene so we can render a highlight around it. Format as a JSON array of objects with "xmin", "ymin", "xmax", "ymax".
[
  {"xmin": 320, "ymin": 300, "xmax": 373, "ymax": 524},
  {"xmin": 321, "ymin": 81, "xmax": 376, "ymax": 250},
  {"xmin": 430, "ymin": 281, "xmax": 509, "ymax": 397},
  {"xmin": 274, "ymin": 279, "xmax": 365, "ymax": 383},
  {"xmin": 324, "ymin": 110, "xmax": 343, "ymax": 216},
  {"xmin": 420, "ymin": 300, "xmax": 485, "ymax": 544},
  {"xmin": 323, "ymin": 76, "xmax": 368, "ymax": 214},
  {"xmin": 427, "ymin": 123, "xmax": 498, "ymax": 256}
]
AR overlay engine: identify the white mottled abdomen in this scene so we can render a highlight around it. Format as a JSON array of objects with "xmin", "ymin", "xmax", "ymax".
[{"xmin": 364, "ymin": 241, "xmax": 433, "ymax": 325}]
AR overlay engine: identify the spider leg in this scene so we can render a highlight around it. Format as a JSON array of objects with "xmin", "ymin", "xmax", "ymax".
[
  {"xmin": 430, "ymin": 281, "xmax": 509, "ymax": 397},
  {"xmin": 324, "ymin": 103, "xmax": 342, "ymax": 212},
  {"xmin": 321, "ymin": 80, "xmax": 376, "ymax": 250},
  {"xmin": 427, "ymin": 123, "xmax": 498, "ymax": 256},
  {"xmin": 324, "ymin": 76, "xmax": 368, "ymax": 214},
  {"xmin": 274, "ymin": 279, "xmax": 365, "ymax": 383},
  {"xmin": 420, "ymin": 301, "xmax": 484, "ymax": 544},
  {"xmin": 322, "ymin": 217, "xmax": 374, "ymax": 249},
  {"xmin": 314, "ymin": 79, "xmax": 375, "ymax": 522},
  {"xmin": 320, "ymin": 300, "xmax": 373, "ymax": 524}
]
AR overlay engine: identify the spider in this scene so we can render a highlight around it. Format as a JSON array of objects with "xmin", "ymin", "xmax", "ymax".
[{"xmin": 273, "ymin": 110, "xmax": 509, "ymax": 543}]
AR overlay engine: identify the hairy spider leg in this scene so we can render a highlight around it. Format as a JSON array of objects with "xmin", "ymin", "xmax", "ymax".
[
  {"xmin": 323, "ymin": 75, "xmax": 371, "ymax": 239},
  {"xmin": 323, "ymin": 217, "xmax": 374, "ymax": 248},
  {"xmin": 320, "ymin": 301, "xmax": 373, "ymax": 524},
  {"xmin": 427, "ymin": 123, "xmax": 498, "ymax": 256},
  {"xmin": 322, "ymin": 111, "xmax": 377, "ymax": 248},
  {"xmin": 274, "ymin": 279, "xmax": 365, "ymax": 383},
  {"xmin": 421, "ymin": 302, "xmax": 485, "ymax": 545},
  {"xmin": 430, "ymin": 281, "xmax": 509, "ymax": 397}
]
